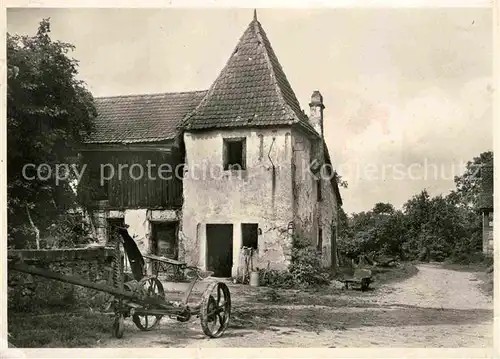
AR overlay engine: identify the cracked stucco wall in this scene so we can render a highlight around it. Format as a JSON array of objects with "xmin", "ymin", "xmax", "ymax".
[{"xmin": 182, "ymin": 128, "xmax": 294, "ymax": 276}]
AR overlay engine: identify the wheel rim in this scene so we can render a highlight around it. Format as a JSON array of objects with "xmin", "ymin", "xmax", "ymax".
[
  {"xmin": 132, "ymin": 277, "xmax": 165, "ymax": 331},
  {"xmin": 200, "ymin": 282, "xmax": 231, "ymax": 338}
]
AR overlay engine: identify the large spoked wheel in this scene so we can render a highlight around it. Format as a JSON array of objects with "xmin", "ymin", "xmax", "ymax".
[
  {"xmin": 132, "ymin": 277, "xmax": 165, "ymax": 331},
  {"xmin": 200, "ymin": 282, "xmax": 231, "ymax": 338}
]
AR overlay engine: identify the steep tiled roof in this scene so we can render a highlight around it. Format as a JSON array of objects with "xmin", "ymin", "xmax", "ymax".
[
  {"xmin": 183, "ymin": 18, "xmax": 318, "ymax": 137},
  {"xmin": 85, "ymin": 91, "xmax": 207, "ymax": 144}
]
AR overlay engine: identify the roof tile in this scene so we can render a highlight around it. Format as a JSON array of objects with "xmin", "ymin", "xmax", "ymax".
[
  {"xmin": 183, "ymin": 18, "xmax": 318, "ymax": 137},
  {"xmin": 85, "ymin": 91, "xmax": 206, "ymax": 144}
]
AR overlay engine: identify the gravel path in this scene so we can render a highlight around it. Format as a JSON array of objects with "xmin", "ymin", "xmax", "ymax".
[{"xmin": 99, "ymin": 263, "xmax": 493, "ymax": 348}]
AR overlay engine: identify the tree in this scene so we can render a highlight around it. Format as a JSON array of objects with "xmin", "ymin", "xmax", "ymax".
[
  {"xmin": 338, "ymin": 151, "xmax": 491, "ymax": 264},
  {"xmin": 372, "ymin": 202, "xmax": 395, "ymax": 215},
  {"xmin": 453, "ymin": 151, "xmax": 493, "ymax": 209},
  {"xmin": 7, "ymin": 19, "xmax": 96, "ymax": 248}
]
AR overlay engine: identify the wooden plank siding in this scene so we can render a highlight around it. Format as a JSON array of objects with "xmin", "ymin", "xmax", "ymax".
[{"xmin": 83, "ymin": 151, "xmax": 183, "ymax": 209}]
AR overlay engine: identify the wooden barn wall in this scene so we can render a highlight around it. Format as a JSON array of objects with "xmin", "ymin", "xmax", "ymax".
[{"xmin": 84, "ymin": 151, "xmax": 183, "ymax": 209}]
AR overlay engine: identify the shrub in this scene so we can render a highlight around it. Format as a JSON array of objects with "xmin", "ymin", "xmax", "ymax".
[
  {"xmin": 43, "ymin": 212, "xmax": 94, "ymax": 248},
  {"xmin": 289, "ymin": 236, "xmax": 330, "ymax": 287},
  {"xmin": 258, "ymin": 269, "xmax": 295, "ymax": 288},
  {"xmin": 259, "ymin": 234, "xmax": 330, "ymax": 289},
  {"xmin": 448, "ymin": 249, "xmax": 489, "ymax": 265},
  {"xmin": 447, "ymin": 234, "xmax": 485, "ymax": 264}
]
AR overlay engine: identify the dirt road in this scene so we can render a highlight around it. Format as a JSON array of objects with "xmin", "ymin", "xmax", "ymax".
[{"xmin": 99, "ymin": 263, "xmax": 493, "ymax": 348}]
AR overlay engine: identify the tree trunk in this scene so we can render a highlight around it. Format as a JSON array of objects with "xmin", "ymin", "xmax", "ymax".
[{"xmin": 25, "ymin": 204, "xmax": 40, "ymax": 249}]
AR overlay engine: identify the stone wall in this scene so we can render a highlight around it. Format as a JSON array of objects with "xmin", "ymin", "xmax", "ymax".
[
  {"xmin": 91, "ymin": 207, "xmax": 179, "ymax": 255},
  {"xmin": 318, "ymin": 169, "xmax": 338, "ymax": 269},
  {"xmin": 8, "ymin": 247, "xmax": 114, "ymax": 313},
  {"xmin": 482, "ymin": 211, "xmax": 494, "ymax": 257},
  {"xmin": 291, "ymin": 129, "xmax": 316, "ymax": 241},
  {"xmin": 291, "ymin": 129, "xmax": 339, "ymax": 269}
]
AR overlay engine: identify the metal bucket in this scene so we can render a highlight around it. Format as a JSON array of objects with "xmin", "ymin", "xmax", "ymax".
[{"xmin": 249, "ymin": 271, "xmax": 259, "ymax": 287}]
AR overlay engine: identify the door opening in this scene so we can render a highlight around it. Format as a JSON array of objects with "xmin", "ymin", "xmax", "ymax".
[
  {"xmin": 151, "ymin": 222, "xmax": 179, "ymax": 259},
  {"xmin": 206, "ymin": 224, "xmax": 233, "ymax": 277},
  {"xmin": 151, "ymin": 221, "xmax": 179, "ymax": 276}
]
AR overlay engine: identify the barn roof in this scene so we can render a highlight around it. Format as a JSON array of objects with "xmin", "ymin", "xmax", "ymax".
[{"xmin": 85, "ymin": 90, "xmax": 207, "ymax": 144}]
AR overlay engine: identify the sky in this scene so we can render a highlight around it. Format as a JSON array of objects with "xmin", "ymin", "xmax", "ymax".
[{"xmin": 7, "ymin": 7, "xmax": 493, "ymax": 213}]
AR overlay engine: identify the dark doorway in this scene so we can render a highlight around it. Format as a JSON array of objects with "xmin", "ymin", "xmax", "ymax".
[
  {"xmin": 151, "ymin": 222, "xmax": 179, "ymax": 260},
  {"xmin": 206, "ymin": 224, "xmax": 233, "ymax": 277}
]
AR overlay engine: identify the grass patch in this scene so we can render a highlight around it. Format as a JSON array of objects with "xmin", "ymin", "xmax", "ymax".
[
  {"xmin": 442, "ymin": 261, "xmax": 492, "ymax": 273},
  {"xmin": 230, "ymin": 299, "xmax": 493, "ymax": 333},
  {"xmin": 8, "ymin": 311, "xmax": 111, "ymax": 347},
  {"xmin": 371, "ymin": 262, "xmax": 419, "ymax": 285}
]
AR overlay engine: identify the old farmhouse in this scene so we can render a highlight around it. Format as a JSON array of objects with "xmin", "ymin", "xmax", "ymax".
[{"xmin": 81, "ymin": 13, "xmax": 343, "ymax": 277}]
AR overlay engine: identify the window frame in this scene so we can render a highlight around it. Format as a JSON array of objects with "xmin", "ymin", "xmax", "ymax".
[{"xmin": 223, "ymin": 137, "xmax": 247, "ymax": 170}]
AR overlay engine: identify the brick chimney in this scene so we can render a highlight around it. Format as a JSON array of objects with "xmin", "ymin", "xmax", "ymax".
[{"xmin": 309, "ymin": 90, "xmax": 324, "ymax": 138}]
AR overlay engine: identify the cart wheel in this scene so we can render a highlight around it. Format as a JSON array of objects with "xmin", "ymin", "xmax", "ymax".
[
  {"xmin": 200, "ymin": 282, "xmax": 231, "ymax": 338},
  {"xmin": 113, "ymin": 314, "xmax": 124, "ymax": 339},
  {"xmin": 132, "ymin": 277, "xmax": 165, "ymax": 331}
]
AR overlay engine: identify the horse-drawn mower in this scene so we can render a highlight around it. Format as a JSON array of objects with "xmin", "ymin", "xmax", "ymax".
[{"xmin": 8, "ymin": 227, "xmax": 231, "ymax": 339}]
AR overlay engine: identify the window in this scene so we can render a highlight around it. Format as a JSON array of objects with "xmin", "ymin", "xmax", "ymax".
[
  {"xmin": 242, "ymin": 223, "xmax": 258, "ymax": 250},
  {"xmin": 316, "ymin": 180, "xmax": 322, "ymax": 201},
  {"xmin": 152, "ymin": 222, "xmax": 179, "ymax": 260},
  {"xmin": 223, "ymin": 138, "xmax": 246, "ymax": 170},
  {"xmin": 317, "ymin": 227, "xmax": 323, "ymax": 253}
]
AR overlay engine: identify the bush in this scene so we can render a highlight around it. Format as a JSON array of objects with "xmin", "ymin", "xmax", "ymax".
[
  {"xmin": 289, "ymin": 236, "xmax": 330, "ymax": 287},
  {"xmin": 258, "ymin": 269, "xmax": 295, "ymax": 288},
  {"xmin": 447, "ymin": 235, "xmax": 485, "ymax": 264},
  {"xmin": 448, "ymin": 250, "xmax": 491, "ymax": 265},
  {"xmin": 259, "ymin": 234, "xmax": 330, "ymax": 289},
  {"xmin": 43, "ymin": 212, "xmax": 94, "ymax": 248}
]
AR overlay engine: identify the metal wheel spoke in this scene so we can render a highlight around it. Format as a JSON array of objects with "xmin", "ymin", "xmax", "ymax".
[{"xmin": 217, "ymin": 285, "xmax": 222, "ymax": 305}]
